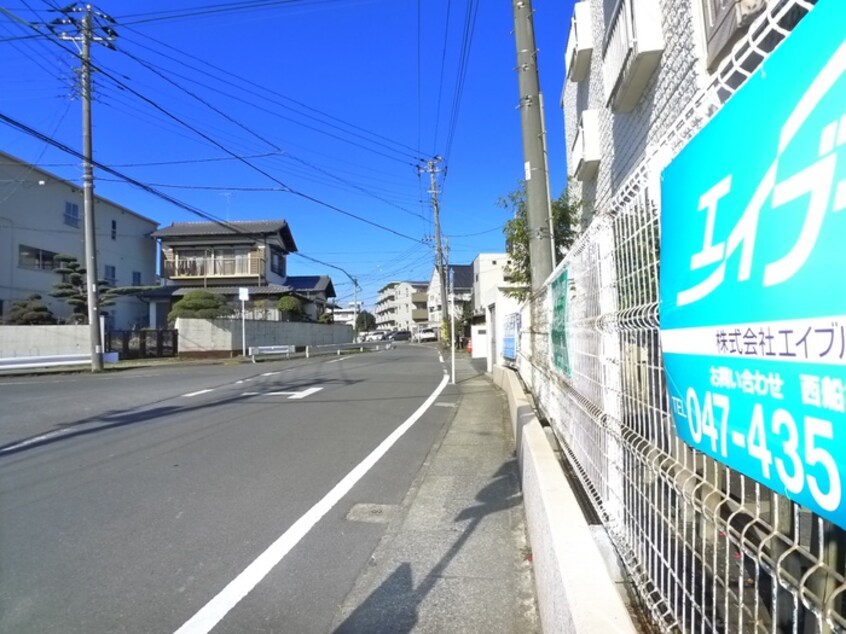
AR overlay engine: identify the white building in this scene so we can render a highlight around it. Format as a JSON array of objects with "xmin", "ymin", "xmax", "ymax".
[
  {"xmin": 0, "ymin": 150, "xmax": 158, "ymax": 329},
  {"xmin": 427, "ymin": 264, "xmax": 472, "ymax": 326},
  {"xmin": 374, "ymin": 281, "xmax": 428, "ymax": 331},
  {"xmin": 471, "ymin": 253, "xmax": 511, "ymax": 318},
  {"xmin": 562, "ymin": 0, "xmax": 814, "ymax": 222},
  {"xmin": 469, "ymin": 253, "xmax": 514, "ymax": 361},
  {"xmin": 332, "ymin": 301, "xmax": 362, "ymax": 328}
]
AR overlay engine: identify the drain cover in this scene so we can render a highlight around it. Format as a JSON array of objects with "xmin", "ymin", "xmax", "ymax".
[{"xmin": 346, "ymin": 503, "xmax": 399, "ymax": 524}]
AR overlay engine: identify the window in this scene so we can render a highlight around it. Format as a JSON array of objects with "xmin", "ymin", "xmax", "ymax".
[
  {"xmin": 19, "ymin": 245, "xmax": 58, "ymax": 270},
  {"xmin": 64, "ymin": 202, "xmax": 80, "ymax": 228},
  {"xmin": 132, "ymin": 271, "xmax": 142, "ymax": 286},
  {"xmin": 270, "ymin": 250, "xmax": 285, "ymax": 276},
  {"xmin": 111, "ymin": 220, "xmax": 117, "ymax": 240},
  {"xmin": 104, "ymin": 265, "xmax": 116, "ymax": 286},
  {"xmin": 701, "ymin": 0, "xmax": 763, "ymax": 69}
]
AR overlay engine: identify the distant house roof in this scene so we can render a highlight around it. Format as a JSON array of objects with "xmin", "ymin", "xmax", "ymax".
[
  {"xmin": 448, "ymin": 264, "xmax": 473, "ymax": 290},
  {"xmin": 151, "ymin": 220, "xmax": 297, "ymax": 252},
  {"xmin": 285, "ymin": 275, "xmax": 336, "ymax": 298}
]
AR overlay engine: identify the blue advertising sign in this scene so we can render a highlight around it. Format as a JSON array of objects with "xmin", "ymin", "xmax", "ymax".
[
  {"xmin": 502, "ymin": 313, "xmax": 520, "ymax": 361},
  {"xmin": 660, "ymin": 0, "xmax": 846, "ymax": 527}
]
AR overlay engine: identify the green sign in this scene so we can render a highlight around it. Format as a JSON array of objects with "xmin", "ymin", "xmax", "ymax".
[{"xmin": 550, "ymin": 268, "xmax": 571, "ymax": 377}]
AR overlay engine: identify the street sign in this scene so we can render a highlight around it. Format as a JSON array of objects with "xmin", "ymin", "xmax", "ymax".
[
  {"xmin": 659, "ymin": 0, "xmax": 846, "ymax": 527},
  {"xmin": 239, "ymin": 287, "xmax": 249, "ymax": 301}
]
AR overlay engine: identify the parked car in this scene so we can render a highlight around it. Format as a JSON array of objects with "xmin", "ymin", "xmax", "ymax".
[
  {"xmin": 389, "ymin": 330, "xmax": 411, "ymax": 341},
  {"xmin": 416, "ymin": 328, "xmax": 437, "ymax": 342}
]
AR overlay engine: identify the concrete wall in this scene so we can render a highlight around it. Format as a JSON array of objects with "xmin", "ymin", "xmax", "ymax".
[
  {"xmin": 493, "ymin": 365, "xmax": 636, "ymax": 634},
  {"xmin": 175, "ymin": 318, "xmax": 354, "ymax": 354},
  {"xmin": 0, "ymin": 325, "xmax": 89, "ymax": 356}
]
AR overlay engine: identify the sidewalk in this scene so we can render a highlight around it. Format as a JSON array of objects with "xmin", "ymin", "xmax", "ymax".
[{"xmin": 331, "ymin": 354, "xmax": 540, "ymax": 633}]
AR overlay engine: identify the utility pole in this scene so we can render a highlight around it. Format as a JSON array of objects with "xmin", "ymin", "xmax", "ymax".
[
  {"xmin": 419, "ymin": 157, "xmax": 448, "ymax": 326},
  {"xmin": 49, "ymin": 4, "xmax": 117, "ymax": 372},
  {"xmin": 352, "ymin": 276, "xmax": 359, "ymax": 339},
  {"xmin": 512, "ymin": 0, "xmax": 554, "ymax": 289}
]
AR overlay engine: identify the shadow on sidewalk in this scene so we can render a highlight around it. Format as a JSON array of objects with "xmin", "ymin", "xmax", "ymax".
[{"xmin": 334, "ymin": 459, "xmax": 521, "ymax": 633}]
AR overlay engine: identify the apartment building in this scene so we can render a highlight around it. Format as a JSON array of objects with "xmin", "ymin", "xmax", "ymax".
[
  {"xmin": 0, "ymin": 150, "xmax": 157, "ymax": 329},
  {"xmin": 374, "ymin": 281, "xmax": 428, "ymax": 331}
]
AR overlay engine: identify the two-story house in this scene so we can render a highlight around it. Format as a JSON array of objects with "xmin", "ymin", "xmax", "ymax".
[
  {"xmin": 0, "ymin": 150, "xmax": 158, "ymax": 330},
  {"xmin": 427, "ymin": 264, "xmax": 473, "ymax": 326},
  {"xmin": 145, "ymin": 219, "xmax": 335, "ymax": 327}
]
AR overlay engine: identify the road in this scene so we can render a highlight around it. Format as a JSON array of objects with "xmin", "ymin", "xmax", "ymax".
[{"xmin": 0, "ymin": 345, "xmax": 455, "ymax": 633}]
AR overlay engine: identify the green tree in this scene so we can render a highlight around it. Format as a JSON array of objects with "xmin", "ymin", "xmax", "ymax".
[
  {"xmin": 318, "ymin": 312, "xmax": 334, "ymax": 324},
  {"xmin": 4, "ymin": 294, "xmax": 56, "ymax": 325},
  {"xmin": 50, "ymin": 254, "xmax": 154, "ymax": 324},
  {"xmin": 277, "ymin": 295, "xmax": 303, "ymax": 321},
  {"xmin": 500, "ymin": 183, "xmax": 580, "ymax": 301},
  {"xmin": 355, "ymin": 310, "xmax": 375, "ymax": 332},
  {"xmin": 168, "ymin": 290, "xmax": 233, "ymax": 323}
]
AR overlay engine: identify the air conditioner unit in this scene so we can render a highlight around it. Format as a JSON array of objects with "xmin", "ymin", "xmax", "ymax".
[
  {"xmin": 571, "ymin": 109, "xmax": 600, "ymax": 181},
  {"xmin": 602, "ymin": 0, "xmax": 665, "ymax": 112},
  {"xmin": 566, "ymin": 1, "xmax": 593, "ymax": 83}
]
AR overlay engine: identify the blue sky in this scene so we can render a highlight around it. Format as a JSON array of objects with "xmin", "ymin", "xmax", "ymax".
[{"xmin": 1, "ymin": 0, "xmax": 575, "ymax": 310}]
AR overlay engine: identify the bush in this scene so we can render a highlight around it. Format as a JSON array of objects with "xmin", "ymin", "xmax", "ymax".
[
  {"xmin": 277, "ymin": 295, "xmax": 303, "ymax": 321},
  {"xmin": 5, "ymin": 294, "xmax": 56, "ymax": 325},
  {"xmin": 168, "ymin": 290, "xmax": 233, "ymax": 323}
]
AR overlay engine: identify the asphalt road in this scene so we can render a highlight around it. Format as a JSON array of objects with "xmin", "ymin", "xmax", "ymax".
[{"xmin": 0, "ymin": 345, "xmax": 455, "ymax": 633}]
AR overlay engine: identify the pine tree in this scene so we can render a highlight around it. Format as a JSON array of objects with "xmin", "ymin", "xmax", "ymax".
[{"xmin": 5, "ymin": 294, "xmax": 56, "ymax": 325}]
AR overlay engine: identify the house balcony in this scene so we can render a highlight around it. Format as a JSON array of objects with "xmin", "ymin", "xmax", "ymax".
[
  {"xmin": 412, "ymin": 308, "xmax": 428, "ymax": 322},
  {"xmin": 411, "ymin": 292, "xmax": 428, "ymax": 303},
  {"xmin": 602, "ymin": 0, "xmax": 664, "ymax": 112},
  {"xmin": 566, "ymin": 1, "xmax": 593, "ymax": 82},
  {"xmin": 162, "ymin": 255, "xmax": 264, "ymax": 280},
  {"xmin": 571, "ymin": 109, "xmax": 601, "ymax": 181}
]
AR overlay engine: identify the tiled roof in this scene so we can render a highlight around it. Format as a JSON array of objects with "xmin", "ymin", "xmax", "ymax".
[
  {"xmin": 151, "ymin": 220, "xmax": 298, "ymax": 251},
  {"xmin": 285, "ymin": 275, "xmax": 336, "ymax": 298},
  {"xmin": 139, "ymin": 284, "xmax": 295, "ymax": 299}
]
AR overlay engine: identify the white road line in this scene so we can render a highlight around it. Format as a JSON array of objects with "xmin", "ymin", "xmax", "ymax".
[
  {"xmin": 0, "ymin": 431, "xmax": 66, "ymax": 454},
  {"xmin": 327, "ymin": 357, "xmax": 347, "ymax": 364},
  {"xmin": 181, "ymin": 389, "xmax": 213, "ymax": 398},
  {"xmin": 261, "ymin": 372, "xmax": 279, "ymax": 377},
  {"xmin": 173, "ymin": 373, "xmax": 450, "ymax": 634},
  {"xmin": 241, "ymin": 387, "xmax": 324, "ymax": 400},
  {"xmin": 287, "ymin": 387, "xmax": 323, "ymax": 400}
]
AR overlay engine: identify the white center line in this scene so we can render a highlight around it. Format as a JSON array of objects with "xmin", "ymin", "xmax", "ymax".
[
  {"xmin": 173, "ymin": 373, "xmax": 450, "ymax": 634},
  {"xmin": 181, "ymin": 389, "xmax": 213, "ymax": 398}
]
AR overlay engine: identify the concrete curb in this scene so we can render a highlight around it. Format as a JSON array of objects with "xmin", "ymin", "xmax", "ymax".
[{"xmin": 493, "ymin": 366, "xmax": 636, "ymax": 634}]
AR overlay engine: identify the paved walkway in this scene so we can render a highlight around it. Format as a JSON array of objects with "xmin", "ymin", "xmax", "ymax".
[{"xmin": 331, "ymin": 354, "xmax": 540, "ymax": 633}]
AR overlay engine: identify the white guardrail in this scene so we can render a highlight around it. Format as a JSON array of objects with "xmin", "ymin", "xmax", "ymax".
[
  {"xmin": 0, "ymin": 353, "xmax": 119, "ymax": 371},
  {"xmin": 249, "ymin": 341, "xmax": 393, "ymax": 363}
]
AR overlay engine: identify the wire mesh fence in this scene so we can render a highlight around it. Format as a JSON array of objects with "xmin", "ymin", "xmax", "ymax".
[{"xmin": 517, "ymin": 1, "xmax": 845, "ymax": 631}]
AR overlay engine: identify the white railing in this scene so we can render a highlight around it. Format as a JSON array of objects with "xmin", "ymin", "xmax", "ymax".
[
  {"xmin": 526, "ymin": 1, "xmax": 842, "ymax": 631},
  {"xmin": 163, "ymin": 255, "xmax": 263, "ymax": 278}
]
